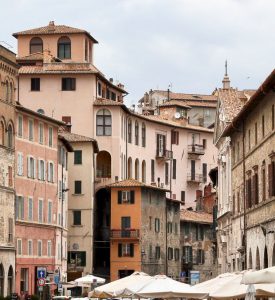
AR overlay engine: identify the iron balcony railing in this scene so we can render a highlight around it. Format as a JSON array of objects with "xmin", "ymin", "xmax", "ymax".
[
  {"xmin": 188, "ymin": 144, "xmax": 205, "ymax": 155},
  {"xmin": 187, "ymin": 173, "xmax": 203, "ymax": 183},
  {"xmin": 156, "ymin": 149, "xmax": 173, "ymax": 160},
  {"xmin": 110, "ymin": 229, "xmax": 140, "ymax": 239}
]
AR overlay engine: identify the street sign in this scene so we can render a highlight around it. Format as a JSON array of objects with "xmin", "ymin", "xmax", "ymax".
[
  {"xmin": 37, "ymin": 267, "xmax": 46, "ymax": 279},
  {"xmin": 58, "ymin": 283, "xmax": 63, "ymax": 293},
  {"xmin": 54, "ymin": 274, "xmax": 60, "ymax": 284},
  {"xmin": 37, "ymin": 278, "xmax": 45, "ymax": 286}
]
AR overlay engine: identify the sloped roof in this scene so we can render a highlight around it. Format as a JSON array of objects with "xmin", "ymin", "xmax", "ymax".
[
  {"xmin": 108, "ymin": 179, "xmax": 170, "ymax": 192},
  {"xmin": 13, "ymin": 21, "xmax": 98, "ymax": 43},
  {"xmin": 180, "ymin": 209, "xmax": 213, "ymax": 224},
  {"xmin": 170, "ymin": 92, "xmax": 217, "ymax": 102},
  {"xmin": 94, "ymin": 99, "xmax": 125, "ymax": 106},
  {"xmin": 159, "ymin": 100, "xmax": 191, "ymax": 109}
]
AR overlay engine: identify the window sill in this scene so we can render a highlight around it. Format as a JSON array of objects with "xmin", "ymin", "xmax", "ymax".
[
  {"xmin": 72, "ymin": 193, "xmax": 84, "ymax": 196},
  {"xmin": 71, "ymin": 224, "xmax": 83, "ymax": 227}
]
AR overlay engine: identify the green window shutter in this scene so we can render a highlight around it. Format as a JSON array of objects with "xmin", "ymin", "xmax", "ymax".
[
  {"xmin": 130, "ymin": 191, "xmax": 135, "ymax": 204},
  {"xmin": 118, "ymin": 191, "xmax": 122, "ymax": 204}
]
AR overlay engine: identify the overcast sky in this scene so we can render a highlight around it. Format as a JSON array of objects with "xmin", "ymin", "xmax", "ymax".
[{"xmin": 1, "ymin": 0, "xmax": 275, "ymax": 105}]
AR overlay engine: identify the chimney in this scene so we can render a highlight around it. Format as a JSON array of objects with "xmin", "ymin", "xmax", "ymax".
[
  {"xmin": 109, "ymin": 78, "xmax": 113, "ymax": 83},
  {"xmin": 48, "ymin": 21, "xmax": 55, "ymax": 32}
]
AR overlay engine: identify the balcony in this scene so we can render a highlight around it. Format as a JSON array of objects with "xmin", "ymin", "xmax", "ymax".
[
  {"xmin": 156, "ymin": 149, "xmax": 173, "ymax": 160},
  {"xmin": 187, "ymin": 173, "xmax": 203, "ymax": 184},
  {"xmin": 110, "ymin": 229, "xmax": 140, "ymax": 240},
  {"xmin": 188, "ymin": 144, "xmax": 205, "ymax": 156}
]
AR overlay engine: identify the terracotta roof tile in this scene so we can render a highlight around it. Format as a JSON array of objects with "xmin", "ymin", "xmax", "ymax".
[
  {"xmin": 59, "ymin": 131, "xmax": 95, "ymax": 143},
  {"xmin": 170, "ymin": 93, "xmax": 217, "ymax": 102},
  {"xmin": 109, "ymin": 179, "xmax": 170, "ymax": 192},
  {"xmin": 180, "ymin": 209, "xmax": 213, "ymax": 224},
  {"xmin": 159, "ymin": 100, "xmax": 191, "ymax": 109},
  {"xmin": 17, "ymin": 52, "xmax": 44, "ymax": 61},
  {"xmin": 13, "ymin": 21, "xmax": 98, "ymax": 43}
]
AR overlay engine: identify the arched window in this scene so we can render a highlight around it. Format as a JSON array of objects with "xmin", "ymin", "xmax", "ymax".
[
  {"xmin": 127, "ymin": 157, "xmax": 132, "ymax": 179},
  {"xmin": 58, "ymin": 36, "xmax": 71, "ymax": 59},
  {"xmin": 30, "ymin": 37, "xmax": 43, "ymax": 54},
  {"xmin": 5, "ymin": 80, "xmax": 9, "ymax": 101},
  {"xmin": 255, "ymin": 247, "xmax": 260, "ymax": 270},
  {"xmin": 128, "ymin": 119, "xmax": 132, "ymax": 143},
  {"xmin": 0, "ymin": 264, "xmax": 4, "ymax": 296},
  {"xmin": 9, "ymin": 82, "xmax": 13, "ymax": 103},
  {"xmin": 264, "ymin": 246, "xmax": 268, "ymax": 268},
  {"xmin": 7, "ymin": 265, "xmax": 13, "ymax": 296},
  {"xmin": 135, "ymin": 159, "xmax": 139, "ymax": 180},
  {"xmin": 96, "ymin": 151, "xmax": 111, "ymax": 178},
  {"xmin": 96, "ymin": 109, "xmax": 112, "ymax": 136},
  {"xmin": 0, "ymin": 121, "xmax": 5, "ymax": 145},
  {"xmin": 7, "ymin": 124, "xmax": 13, "ymax": 148},
  {"xmin": 142, "ymin": 123, "xmax": 146, "ymax": 147},
  {"xmin": 135, "ymin": 121, "xmax": 139, "ymax": 145},
  {"xmin": 142, "ymin": 160, "xmax": 146, "ymax": 183}
]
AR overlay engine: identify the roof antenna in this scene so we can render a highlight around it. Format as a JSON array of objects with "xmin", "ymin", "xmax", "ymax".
[{"xmin": 225, "ymin": 60, "xmax": 228, "ymax": 76}]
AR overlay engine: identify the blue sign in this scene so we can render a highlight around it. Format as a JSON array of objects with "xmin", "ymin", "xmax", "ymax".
[
  {"xmin": 190, "ymin": 271, "xmax": 200, "ymax": 285},
  {"xmin": 180, "ymin": 271, "xmax": 186, "ymax": 278},
  {"xmin": 54, "ymin": 274, "xmax": 60, "ymax": 284},
  {"xmin": 37, "ymin": 267, "xmax": 46, "ymax": 279}
]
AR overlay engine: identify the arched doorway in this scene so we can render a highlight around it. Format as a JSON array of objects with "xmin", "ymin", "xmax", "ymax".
[
  {"xmin": 255, "ymin": 247, "xmax": 260, "ymax": 270},
  {"xmin": 93, "ymin": 188, "xmax": 110, "ymax": 279},
  {"xmin": 264, "ymin": 246, "xmax": 268, "ymax": 268},
  {"xmin": 0, "ymin": 264, "xmax": 4, "ymax": 296},
  {"xmin": 96, "ymin": 151, "xmax": 111, "ymax": 178},
  {"xmin": 7, "ymin": 266, "xmax": 13, "ymax": 295}
]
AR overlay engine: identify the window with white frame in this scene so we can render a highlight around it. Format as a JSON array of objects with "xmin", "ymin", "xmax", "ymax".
[
  {"xmin": 27, "ymin": 157, "xmax": 36, "ymax": 178},
  {"xmin": 39, "ymin": 123, "xmax": 44, "ymax": 144},
  {"xmin": 28, "ymin": 197, "xmax": 33, "ymax": 221},
  {"xmin": 37, "ymin": 240, "xmax": 42, "ymax": 257},
  {"xmin": 48, "ymin": 162, "xmax": 54, "ymax": 182},
  {"xmin": 17, "ymin": 239, "xmax": 22, "ymax": 255},
  {"xmin": 28, "ymin": 240, "xmax": 33, "ymax": 255},
  {"xmin": 47, "ymin": 240, "xmax": 52, "ymax": 257},
  {"xmin": 48, "ymin": 127, "xmax": 53, "ymax": 147},
  {"xmin": 17, "ymin": 152, "xmax": 24, "ymax": 176},
  {"xmin": 38, "ymin": 199, "xmax": 43, "ymax": 223},
  {"xmin": 16, "ymin": 196, "xmax": 24, "ymax": 220},
  {"xmin": 28, "ymin": 119, "xmax": 34, "ymax": 141},
  {"xmin": 18, "ymin": 115, "xmax": 23, "ymax": 138},
  {"xmin": 38, "ymin": 160, "xmax": 45, "ymax": 180},
  {"xmin": 48, "ymin": 201, "xmax": 52, "ymax": 223}
]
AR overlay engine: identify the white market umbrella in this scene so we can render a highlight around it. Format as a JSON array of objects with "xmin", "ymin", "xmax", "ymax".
[
  {"xmin": 88, "ymin": 271, "xmax": 153, "ymax": 298},
  {"xmin": 242, "ymin": 266, "xmax": 275, "ymax": 284},
  {"xmin": 135, "ymin": 274, "xmax": 208, "ymax": 299},
  {"xmin": 75, "ymin": 274, "xmax": 105, "ymax": 285}
]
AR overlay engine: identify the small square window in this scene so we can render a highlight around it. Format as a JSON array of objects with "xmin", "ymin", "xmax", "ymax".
[
  {"xmin": 31, "ymin": 78, "xmax": 40, "ymax": 91},
  {"xmin": 73, "ymin": 211, "xmax": 81, "ymax": 225},
  {"xmin": 62, "ymin": 78, "xmax": 76, "ymax": 91},
  {"xmin": 74, "ymin": 181, "xmax": 82, "ymax": 194},
  {"xmin": 74, "ymin": 150, "xmax": 82, "ymax": 164}
]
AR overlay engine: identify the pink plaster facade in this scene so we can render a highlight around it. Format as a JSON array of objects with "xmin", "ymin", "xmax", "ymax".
[{"xmin": 15, "ymin": 107, "xmax": 66, "ymax": 295}]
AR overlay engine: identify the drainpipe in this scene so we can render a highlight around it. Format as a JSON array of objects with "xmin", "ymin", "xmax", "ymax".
[{"xmin": 125, "ymin": 116, "xmax": 128, "ymax": 178}]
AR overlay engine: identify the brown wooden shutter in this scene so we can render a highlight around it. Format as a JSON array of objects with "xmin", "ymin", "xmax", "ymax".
[{"xmin": 130, "ymin": 191, "xmax": 135, "ymax": 204}]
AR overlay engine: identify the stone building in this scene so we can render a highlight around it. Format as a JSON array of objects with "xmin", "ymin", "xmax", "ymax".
[
  {"xmin": 108, "ymin": 179, "xmax": 180, "ymax": 281},
  {"xmin": 213, "ymin": 69, "xmax": 255, "ymax": 273},
  {"xmin": 0, "ymin": 45, "xmax": 18, "ymax": 296},
  {"xmin": 222, "ymin": 69, "xmax": 275, "ymax": 271},
  {"xmin": 14, "ymin": 105, "xmax": 72, "ymax": 294}
]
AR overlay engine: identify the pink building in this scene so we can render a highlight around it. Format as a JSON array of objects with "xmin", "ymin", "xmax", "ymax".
[{"xmin": 15, "ymin": 104, "xmax": 72, "ymax": 295}]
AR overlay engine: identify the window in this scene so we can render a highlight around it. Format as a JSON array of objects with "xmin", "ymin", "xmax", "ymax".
[
  {"xmin": 48, "ymin": 162, "xmax": 54, "ymax": 182},
  {"xmin": 182, "ymin": 246, "xmax": 193, "ymax": 263},
  {"xmin": 38, "ymin": 199, "xmax": 43, "ymax": 223},
  {"xmin": 175, "ymin": 223, "xmax": 178, "ymax": 235},
  {"xmin": 272, "ymin": 104, "xmax": 275, "ymax": 131},
  {"xmin": 202, "ymin": 138, "xmax": 207, "ymax": 149},
  {"xmin": 155, "ymin": 246, "xmax": 160, "ymax": 260},
  {"xmin": 48, "ymin": 127, "xmax": 53, "ymax": 147},
  {"xmin": 28, "ymin": 197, "xmax": 33, "ymax": 221},
  {"xmin": 73, "ymin": 211, "xmax": 81, "ymax": 225},
  {"xmin": 16, "ymin": 196, "xmax": 24, "ymax": 220},
  {"xmin": 74, "ymin": 181, "xmax": 82, "ymax": 194},
  {"xmin": 118, "ymin": 243, "xmax": 134, "ymax": 257},
  {"xmin": 30, "ymin": 37, "xmax": 43, "ymax": 54},
  {"xmin": 262, "ymin": 165, "xmax": 266, "ymax": 201},
  {"xmin": 31, "ymin": 78, "xmax": 40, "ymax": 91},
  {"xmin": 174, "ymin": 248, "xmax": 180, "ymax": 261},
  {"xmin": 168, "ymin": 247, "xmax": 173, "ymax": 260},
  {"xmin": 268, "ymin": 161, "xmax": 275, "ymax": 198},
  {"xmin": 8, "ymin": 166, "xmax": 13, "ymax": 187},
  {"xmin": 68, "ymin": 251, "xmax": 86, "ymax": 266},
  {"xmin": 171, "ymin": 130, "xmax": 179, "ymax": 145},
  {"xmin": 74, "ymin": 150, "xmax": 82, "ymax": 164},
  {"xmin": 155, "ymin": 218, "xmax": 160, "ymax": 232},
  {"xmin": 8, "ymin": 218, "xmax": 13, "ymax": 243},
  {"xmin": 128, "ymin": 119, "xmax": 132, "ymax": 143},
  {"xmin": 156, "ymin": 134, "xmax": 166, "ymax": 157},
  {"xmin": 167, "ymin": 222, "xmax": 173, "ymax": 233},
  {"xmin": 255, "ymin": 122, "xmax": 258, "ymax": 145},
  {"xmin": 28, "ymin": 120, "xmax": 33, "ymax": 141},
  {"xmin": 151, "ymin": 159, "xmax": 155, "ymax": 183},
  {"xmin": 203, "ymin": 163, "xmax": 207, "ymax": 183},
  {"xmin": 252, "ymin": 169, "xmax": 259, "ymax": 205},
  {"xmin": 248, "ymin": 129, "xmax": 251, "ymax": 150},
  {"xmin": 27, "ymin": 157, "xmax": 36, "ymax": 179},
  {"xmin": 135, "ymin": 159, "xmax": 139, "ymax": 180},
  {"xmin": 7, "ymin": 124, "xmax": 13, "ymax": 148},
  {"xmin": 18, "ymin": 115, "xmax": 23, "ymax": 138},
  {"xmin": 39, "ymin": 123, "xmax": 43, "ymax": 144},
  {"xmin": 246, "ymin": 175, "xmax": 252, "ymax": 208},
  {"xmin": 262, "ymin": 115, "xmax": 265, "ymax": 138},
  {"xmin": 135, "ymin": 121, "xmax": 139, "ymax": 145},
  {"xmin": 172, "ymin": 159, "xmax": 176, "ymax": 179},
  {"xmin": 58, "ymin": 36, "xmax": 71, "ymax": 59},
  {"xmin": 62, "ymin": 78, "xmax": 76, "ymax": 91},
  {"xmin": 197, "ymin": 249, "xmax": 205, "ymax": 264},
  {"xmin": 118, "ymin": 191, "xmax": 135, "ymax": 204},
  {"xmin": 142, "ymin": 123, "xmax": 146, "ymax": 147},
  {"xmin": 48, "ymin": 201, "xmax": 52, "ymax": 223},
  {"xmin": 38, "ymin": 160, "xmax": 45, "ymax": 181},
  {"xmin": 97, "ymin": 82, "xmax": 102, "ymax": 97},
  {"xmin": 28, "ymin": 240, "xmax": 33, "ymax": 255},
  {"xmin": 17, "ymin": 239, "xmax": 22, "ymax": 255},
  {"xmin": 96, "ymin": 109, "xmax": 112, "ymax": 136},
  {"xmin": 37, "ymin": 240, "xmax": 42, "ymax": 257},
  {"xmin": 142, "ymin": 160, "xmax": 146, "ymax": 183},
  {"xmin": 47, "ymin": 241, "xmax": 52, "ymax": 257},
  {"xmin": 181, "ymin": 191, "xmax": 185, "ymax": 205},
  {"xmin": 196, "ymin": 224, "xmax": 204, "ymax": 240},
  {"xmin": 165, "ymin": 162, "xmax": 169, "ymax": 185},
  {"xmin": 111, "ymin": 92, "xmax": 116, "ymax": 101}
]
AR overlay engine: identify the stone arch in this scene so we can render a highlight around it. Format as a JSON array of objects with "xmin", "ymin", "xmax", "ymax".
[
  {"xmin": 96, "ymin": 151, "xmax": 111, "ymax": 178},
  {"xmin": 127, "ymin": 157, "xmax": 132, "ymax": 179},
  {"xmin": 7, "ymin": 265, "xmax": 13, "ymax": 296},
  {"xmin": 0, "ymin": 264, "xmax": 4, "ymax": 296},
  {"xmin": 255, "ymin": 246, "xmax": 260, "ymax": 270},
  {"xmin": 264, "ymin": 245, "xmax": 268, "ymax": 268}
]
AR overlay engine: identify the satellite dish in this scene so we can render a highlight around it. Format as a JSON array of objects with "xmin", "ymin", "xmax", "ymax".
[{"xmin": 174, "ymin": 112, "xmax": 181, "ymax": 119}]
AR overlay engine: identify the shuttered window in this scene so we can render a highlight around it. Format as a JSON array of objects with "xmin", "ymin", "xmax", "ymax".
[
  {"xmin": 117, "ymin": 190, "xmax": 135, "ymax": 204},
  {"xmin": 268, "ymin": 162, "xmax": 275, "ymax": 197}
]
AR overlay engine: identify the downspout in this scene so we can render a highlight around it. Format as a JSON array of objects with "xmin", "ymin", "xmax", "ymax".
[
  {"xmin": 92, "ymin": 148, "xmax": 96, "ymax": 273},
  {"xmin": 165, "ymin": 198, "xmax": 168, "ymax": 276},
  {"xmin": 242, "ymin": 119, "xmax": 247, "ymax": 270},
  {"xmin": 125, "ymin": 116, "xmax": 128, "ymax": 178}
]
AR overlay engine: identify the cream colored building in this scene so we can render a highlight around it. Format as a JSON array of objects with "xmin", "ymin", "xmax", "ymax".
[{"xmin": 0, "ymin": 44, "xmax": 18, "ymax": 296}]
